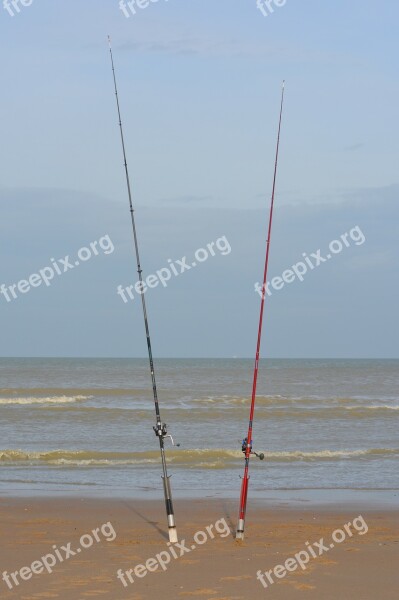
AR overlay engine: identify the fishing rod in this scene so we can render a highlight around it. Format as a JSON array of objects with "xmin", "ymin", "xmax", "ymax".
[
  {"xmin": 107, "ymin": 36, "xmax": 179, "ymax": 544},
  {"xmin": 236, "ymin": 81, "xmax": 286, "ymax": 541}
]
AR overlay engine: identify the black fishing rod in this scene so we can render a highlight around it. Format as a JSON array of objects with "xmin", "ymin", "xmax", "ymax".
[{"xmin": 107, "ymin": 36, "xmax": 178, "ymax": 543}]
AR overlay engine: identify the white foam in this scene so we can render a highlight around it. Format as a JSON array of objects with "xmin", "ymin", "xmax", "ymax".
[{"xmin": 0, "ymin": 396, "xmax": 88, "ymax": 405}]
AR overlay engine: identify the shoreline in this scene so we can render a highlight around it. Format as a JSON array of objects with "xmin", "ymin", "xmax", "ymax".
[{"xmin": 1, "ymin": 486, "xmax": 398, "ymax": 510}]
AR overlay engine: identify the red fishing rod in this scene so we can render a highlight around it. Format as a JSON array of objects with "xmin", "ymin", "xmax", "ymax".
[{"xmin": 236, "ymin": 81, "xmax": 286, "ymax": 540}]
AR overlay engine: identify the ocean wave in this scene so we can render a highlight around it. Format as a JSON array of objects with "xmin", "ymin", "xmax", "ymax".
[
  {"xmin": 192, "ymin": 395, "xmax": 291, "ymax": 406},
  {"xmin": 191, "ymin": 395, "xmax": 399, "ymax": 408},
  {"xmin": 0, "ymin": 448, "xmax": 397, "ymax": 468},
  {"xmin": 2, "ymin": 400, "xmax": 397, "ymax": 421},
  {"xmin": 0, "ymin": 388, "xmax": 144, "ymax": 397},
  {"xmin": 36, "ymin": 405, "xmax": 399, "ymax": 420},
  {"xmin": 0, "ymin": 396, "xmax": 90, "ymax": 405},
  {"xmin": 250, "ymin": 406, "xmax": 399, "ymax": 418},
  {"xmin": 2, "ymin": 390, "xmax": 397, "ymax": 414},
  {"xmin": 346, "ymin": 405, "xmax": 399, "ymax": 411}
]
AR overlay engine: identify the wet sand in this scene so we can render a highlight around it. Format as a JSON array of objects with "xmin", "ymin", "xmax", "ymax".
[{"xmin": 0, "ymin": 497, "xmax": 398, "ymax": 599}]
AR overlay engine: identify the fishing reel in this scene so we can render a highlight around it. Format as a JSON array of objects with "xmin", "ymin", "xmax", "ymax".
[
  {"xmin": 241, "ymin": 438, "xmax": 264, "ymax": 460},
  {"xmin": 154, "ymin": 422, "xmax": 180, "ymax": 447}
]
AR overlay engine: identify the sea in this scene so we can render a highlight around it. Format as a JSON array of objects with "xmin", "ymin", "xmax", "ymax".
[{"xmin": 0, "ymin": 358, "xmax": 398, "ymax": 504}]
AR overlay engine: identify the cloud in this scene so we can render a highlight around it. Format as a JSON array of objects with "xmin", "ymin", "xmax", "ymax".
[
  {"xmin": 117, "ymin": 36, "xmax": 338, "ymax": 61},
  {"xmin": 344, "ymin": 142, "xmax": 365, "ymax": 151},
  {"xmin": 160, "ymin": 195, "xmax": 212, "ymax": 204},
  {"xmin": 1, "ymin": 183, "xmax": 397, "ymax": 357}
]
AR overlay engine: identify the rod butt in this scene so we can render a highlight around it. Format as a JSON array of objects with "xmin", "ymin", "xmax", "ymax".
[
  {"xmin": 236, "ymin": 519, "xmax": 245, "ymax": 540},
  {"xmin": 164, "ymin": 478, "xmax": 177, "ymax": 542},
  {"xmin": 168, "ymin": 526, "xmax": 178, "ymax": 543},
  {"xmin": 167, "ymin": 513, "xmax": 177, "ymax": 541}
]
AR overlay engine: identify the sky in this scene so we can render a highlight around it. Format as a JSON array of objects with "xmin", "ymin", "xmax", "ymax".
[{"xmin": 0, "ymin": 0, "xmax": 398, "ymax": 358}]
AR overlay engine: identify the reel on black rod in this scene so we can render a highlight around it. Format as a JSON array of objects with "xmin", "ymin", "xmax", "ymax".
[{"xmin": 154, "ymin": 423, "xmax": 181, "ymax": 447}]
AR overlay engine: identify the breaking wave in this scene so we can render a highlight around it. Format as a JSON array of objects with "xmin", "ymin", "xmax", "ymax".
[{"xmin": 1, "ymin": 448, "xmax": 397, "ymax": 468}]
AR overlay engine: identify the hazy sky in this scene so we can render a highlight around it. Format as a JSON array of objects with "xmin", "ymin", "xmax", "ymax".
[{"xmin": 0, "ymin": 1, "xmax": 398, "ymax": 358}]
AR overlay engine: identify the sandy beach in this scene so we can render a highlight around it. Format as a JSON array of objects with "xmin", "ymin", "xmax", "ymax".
[{"xmin": 0, "ymin": 497, "xmax": 398, "ymax": 600}]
